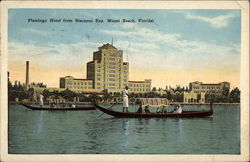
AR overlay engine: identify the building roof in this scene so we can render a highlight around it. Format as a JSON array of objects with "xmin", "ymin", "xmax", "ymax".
[
  {"xmin": 99, "ymin": 43, "xmax": 117, "ymax": 50},
  {"xmin": 73, "ymin": 78, "xmax": 92, "ymax": 81},
  {"xmin": 201, "ymin": 83, "xmax": 220, "ymax": 86},
  {"xmin": 87, "ymin": 61, "xmax": 94, "ymax": 64}
]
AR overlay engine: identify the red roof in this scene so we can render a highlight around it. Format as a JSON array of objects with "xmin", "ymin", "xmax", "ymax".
[
  {"xmin": 201, "ymin": 83, "xmax": 220, "ymax": 86},
  {"xmin": 129, "ymin": 81, "xmax": 145, "ymax": 83},
  {"xmin": 73, "ymin": 78, "xmax": 92, "ymax": 81}
]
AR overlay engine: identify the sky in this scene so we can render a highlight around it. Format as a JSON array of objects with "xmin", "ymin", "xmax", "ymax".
[{"xmin": 8, "ymin": 9, "xmax": 241, "ymax": 89}]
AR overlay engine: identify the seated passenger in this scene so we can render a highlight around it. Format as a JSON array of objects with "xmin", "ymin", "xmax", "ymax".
[
  {"xmin": 156, "ymin": 108, "xmax": 161, "ymax": 113},
  {"xmin": 144, "ymin": 105, "xmax": 150, "ymax": 113},
  {"xmin": 173, "ymin": 104, "xmax": 182, "ymax": 114},
  {"xmin": 161, "ymin": 106, "xmax": 167, "ymax": 114},
  {"xmin": 137, "ymin": 103, "xmax": 143, "ymax": 113}
]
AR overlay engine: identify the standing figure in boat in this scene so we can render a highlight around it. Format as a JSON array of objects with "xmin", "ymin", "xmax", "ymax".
[
  {"xmin": 39, "ymin": 93, "xmax": 44, "ymax": 107},
  {"xmin": 173, "ymin": 104, "xmax": 182, "ymax": 114},
  {"xmin": 123, "ymin": 86, "xmax": 129, "ymax": 112}
]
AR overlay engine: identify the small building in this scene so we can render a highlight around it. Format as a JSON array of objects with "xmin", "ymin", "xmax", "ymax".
[
  {"xmin": 189, "ymin": 81, "xmax": 230, "ymax": 95},
  {"xmin": 128, "ymin": 80, "xmax": 152, "ymax": 94},
  {"xmin": 183, "ymin": 91, "xmax": 205, "ymax": 103},
  {"xmin": 59, "ymin": 76, "xmax": 99, "ymax": 93}
]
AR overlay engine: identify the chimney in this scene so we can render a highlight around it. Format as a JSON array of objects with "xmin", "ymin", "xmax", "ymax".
[{"xmin": 26, "ymin": 61, "xmax": 29, "ymax": 88}]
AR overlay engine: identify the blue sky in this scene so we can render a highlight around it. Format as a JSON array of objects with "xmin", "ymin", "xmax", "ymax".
[{"xmin": 8, "ymin": 9, "xmax": 241, "ymax": 88}]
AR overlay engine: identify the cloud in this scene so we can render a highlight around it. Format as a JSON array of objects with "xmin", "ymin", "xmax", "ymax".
[
  {"xmin": 163, "ymin": 10, "xmax": 239, "ymax": 28},
  {"xmin": 8, "ymin": 41, "xmax": 100, "ymax": 68},
  {"xmin": 22, "ymin": 28, "xmax": 48, "ymax": 36},
  {"xmin": 185, "ymin": 13, "xmax": 237, "ymax": 28},
  {"xmin": 100, "ymin": 23, "xmax": 240, "ymax": 72}
]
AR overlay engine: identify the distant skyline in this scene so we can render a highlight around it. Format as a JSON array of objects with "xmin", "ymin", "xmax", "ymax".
[{"xmin": 8, "ymin": 9, "xmax": 241, "ymax": 89}]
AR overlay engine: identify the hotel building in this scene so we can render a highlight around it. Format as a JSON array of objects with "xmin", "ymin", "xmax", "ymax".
[
  {"xmin": 60, "ymin": 43, "xmax": 151, "ymax": 93},
  {"xmin": 189, "ymin": 81, "xmax": 230, "ymax": 95}
]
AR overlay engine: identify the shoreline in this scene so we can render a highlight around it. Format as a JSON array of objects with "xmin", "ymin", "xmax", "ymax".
[{"xmin": 8, "ymin": 101, "xmax": 240, "ymax": 106}]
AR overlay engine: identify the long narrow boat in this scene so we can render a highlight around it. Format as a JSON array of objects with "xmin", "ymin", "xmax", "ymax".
[
  {"xmin": 94, "ymin": 103, "xmax": 213, "ymax": 118},
  {"xmin": 21, "ymin": 103, "xmax": 96, "ymax": 111}
]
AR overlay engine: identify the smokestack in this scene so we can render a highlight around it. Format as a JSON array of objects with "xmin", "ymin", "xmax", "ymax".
[{"xmin": 26, "ymin": 61, "xmax": 29, "ymax": 88}]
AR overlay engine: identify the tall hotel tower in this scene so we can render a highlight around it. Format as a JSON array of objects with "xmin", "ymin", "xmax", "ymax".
[
  {"xmin": 60, "ymin": 43, "xmax": 151, "ymax": 93},
  {"xmin": 87, "ymin": 43, "xmax": 129, "ymax": 92}
]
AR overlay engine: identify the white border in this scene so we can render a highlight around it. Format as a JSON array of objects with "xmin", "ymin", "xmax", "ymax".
[{"xmin": 1, "ymin": 1, "xmax": 249, "ymax": 162}]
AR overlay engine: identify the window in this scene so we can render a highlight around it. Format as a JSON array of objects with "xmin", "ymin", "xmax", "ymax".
[
  {"xmin": 109, "ymin": 74, "xmax": 115, "ymax": 77},
  {"xmin": 109, "ymin": 78, "xmax": 115, "ymax": 81},
  {"xmin": 109, "ymin": 70, "xmax": 115, "ymax": 73},
  {"xmin": 124, "ymin": 79, "xmax": 127, "ymax": 82},
  {"xmin": 109, "ymin": 66, "xmax": 115, "ymax": 69},
  {"xmin": 109, "ymin": 83, "xmax": 115, "ymax": 86},
  {"xmin": 88, "ymin": 82, "xmax": 92, "ymax": 85},
  {"xmin": 109, "ymin": 58, "xmax": 115, "ymax": 61}
]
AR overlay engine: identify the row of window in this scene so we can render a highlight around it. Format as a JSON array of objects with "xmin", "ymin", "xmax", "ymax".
[
  {"xmin": 193, "ymin": 91, "xmax": 222, "ymax": 94},
  {"xmin": 130, "ymin": 88, "xmax": 150, "ymax": 92},
  {"xmin": 193, "ymin": 86, "xmax": 221, "ymax": 90},
  {"xmin": 129, "ymin": 84, "xmax": 143, "ymax": 87},
  {"xmin": 66, "ymin": 82, "xmax": 92, "ymax": 85},
  {"xmin": 66, "ymin": 86, "xmax": 93, "ymax": 89}
]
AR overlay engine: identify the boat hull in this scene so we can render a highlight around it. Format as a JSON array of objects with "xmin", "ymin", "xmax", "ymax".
[
  {"xmin": 21, "ymin": 104, "xmax": 96, "ymax": 111},
  {"xmin": 95, "ymin": 103, "xmax": 213, "ymax": 118}
]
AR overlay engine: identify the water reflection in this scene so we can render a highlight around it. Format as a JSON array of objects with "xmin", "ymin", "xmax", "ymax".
[
  {"xmin": 173, "ymin": 118, "xmax": 183, "ymax": 144},
  {"xmin": 33, "ymin": 111, "xmax": 44, "ymax": 136},
  {"xmin": 121, "ymin": 119, "xmax": 130, "ymax": 149}
]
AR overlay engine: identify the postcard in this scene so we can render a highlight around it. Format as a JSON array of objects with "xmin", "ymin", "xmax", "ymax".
[{"xmin": 1, "ymin": 1, "xmax": 249, "ymax": 162}]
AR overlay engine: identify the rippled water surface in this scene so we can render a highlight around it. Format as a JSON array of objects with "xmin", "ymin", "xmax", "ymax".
[{"xmin": 8, "ymin": 104, "xmax": 240, "ymax": 154}]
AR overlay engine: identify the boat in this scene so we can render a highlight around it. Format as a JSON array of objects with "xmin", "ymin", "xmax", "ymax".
[
  {"xmin": 94, "ymin": 98, "xmax": 213, "ymax": 118},
  {"xmin": 20, "ymin": 103, "xmax": 96, "ymax": 111}
]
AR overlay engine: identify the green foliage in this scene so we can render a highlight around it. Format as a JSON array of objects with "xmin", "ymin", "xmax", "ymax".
[
  {"xmin": 8, "ymin": 81, "xmax": 29, "ymax": 101},
  {"xmin": 228, "ymin": 88, "xmax": 240, "ymax": 103},
  {"xmin": 152, "ymin": 87, "xmax": 157, "ymax": 91}
]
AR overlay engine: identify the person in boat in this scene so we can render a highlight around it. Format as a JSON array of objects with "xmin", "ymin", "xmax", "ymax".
[
  {"xmin": 39, "ymin": 93, "xmax": 44, "ymax": 107},
  {"xmin": 137, "ymin": 103, "xmax": 143, "ymax": 113},
  {"xmin": 161, "ymin": 106, "xmax": 167, "ymax": 114},
  {"xmin": 173, "ymin": 104, "xmax": 182, "ymax": 114},
  {"xmin": 156, "ymin": 107, "xmax": 161, "ymax": 113},
  {"xmin": 122, "ymin": 86, "xmax": 129, "ymax": 112},
  {"xmin": 144, "ymin": 105, "xmax": 150, "ymax": 113}
]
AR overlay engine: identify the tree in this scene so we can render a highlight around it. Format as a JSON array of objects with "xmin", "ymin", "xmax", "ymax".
[
  {"xmin": 152, "ymin": 87, "xmax": 157, "ymax": 91},
  {"xmin": 42, "ymin": 89, "xmax": 51, "ymax": 100},
  {"xmin": 60, "ymin": 89, "xmax": 77, "ymax": 101},
  {"xmin": 229, "ymin": 88, "xmax": 240, "ymax": 103}
]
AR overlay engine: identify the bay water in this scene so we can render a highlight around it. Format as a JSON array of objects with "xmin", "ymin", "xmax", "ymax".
[{"xmin": 8, "ymin": 104, "xmax": 240, "ymax": 154}]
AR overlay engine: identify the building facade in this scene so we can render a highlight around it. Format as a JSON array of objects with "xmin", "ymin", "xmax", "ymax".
[
  {"xmin": 189, "ymin": 81, "xmax": 230, "ymax": 95},
  {"xmin": 60, "ymin": 43, "xmax": 151, "ymax": 93},
  {"xmin": 183, "ymin": 91, "xmax": 205, "ymax": 103},
  {"xmin": 128, "ymin": 80, "xmax": 152, "ymax": 93},
  {"xmin": 87, "ymin": 43, "xmax": 129, "ymax": 92},
  {"xmin": 59, "ymin": 76, "xmax": 98, "ymax": 93}
]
